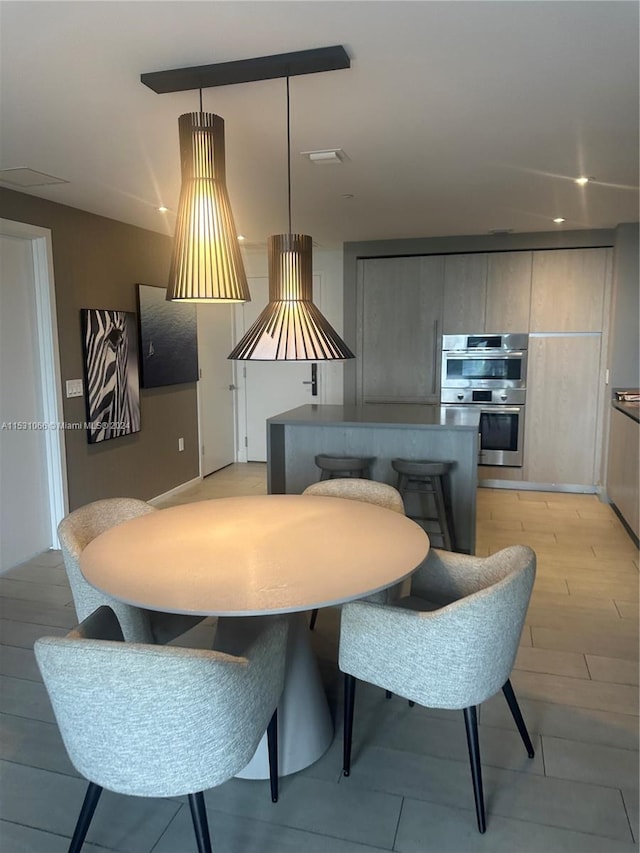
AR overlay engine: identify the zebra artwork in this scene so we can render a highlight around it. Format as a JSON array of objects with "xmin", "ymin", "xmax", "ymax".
[{"xmin": 81, "ymin": 309, "xmax": 141, "ymax": 443}]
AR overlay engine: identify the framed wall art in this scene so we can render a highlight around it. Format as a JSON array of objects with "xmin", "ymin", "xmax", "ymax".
[
  {"xmin": 81, "ymin": 308, "xmax": 141, "ymax": 444},
  {"xmin": 137, "ymin": 284, "xmax": 198, "ymax": 388}
]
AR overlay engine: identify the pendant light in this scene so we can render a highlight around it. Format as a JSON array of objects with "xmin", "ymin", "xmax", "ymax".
[
  {"xmin": 167, "ymin": 90, "xmax": 250, "ymax": 303},
  {"xmin": 228, "ymin": 77, "xmax": 354, "ymax": 360}
]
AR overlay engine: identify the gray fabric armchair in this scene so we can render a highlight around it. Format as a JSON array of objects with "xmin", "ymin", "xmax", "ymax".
[
  {"xmin": 35, "ymin": 606, "xmax": 288, "ymax": 853},
  {"xmin": 339, "ymin": 544, "xmax": 536, "ymax": 834},
  {"xmin": 302, "ymin": 479, "xmax": 405, "ymax": 629},
  {"xmin": 58, "ymin": 498, "xmax": 205, "ymax": 643}
]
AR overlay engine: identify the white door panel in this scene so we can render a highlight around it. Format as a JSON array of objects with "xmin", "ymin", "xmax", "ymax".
[
  {"xmin": 241, "ymin": 276, "xmax": 322, "ymax": 463},
  {"xmin": 197, "ymin": 304, "xmax": 236, "ymax": 475}
]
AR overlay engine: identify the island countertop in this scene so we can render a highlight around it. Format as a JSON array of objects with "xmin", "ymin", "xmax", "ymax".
[{"xmin": 267, "ymin": 403, "xmax": 481, "ymax": 430}]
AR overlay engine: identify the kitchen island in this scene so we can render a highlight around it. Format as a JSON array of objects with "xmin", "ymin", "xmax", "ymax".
[
  {"xmin": 267, "ymin": 403, "xmax": 480, "ymax": 553},
  {"xmin": 607, "ymin": 397, "xmax": 639, "ymax": 542}
]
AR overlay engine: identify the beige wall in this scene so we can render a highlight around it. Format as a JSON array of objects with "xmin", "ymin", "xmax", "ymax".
[{"xmin": 0, "ymin": 188, "xmax": 199, "ymax": 510}]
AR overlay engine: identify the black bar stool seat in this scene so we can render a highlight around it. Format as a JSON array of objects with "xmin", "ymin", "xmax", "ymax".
[
  {"xmin": 314, "ymin": 455, "xmax": 375, "ymax": 480},
  {"xmin": 391, "ymin": 458, "xmax": 455, "ymax": 550}
]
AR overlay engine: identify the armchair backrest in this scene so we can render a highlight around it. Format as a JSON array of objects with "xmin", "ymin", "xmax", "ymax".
[
  {"xmin": 57, "ymin": 498, "xmax": 157, "ymax": 641},
  {"xmin": 35, "ymin": 607, "xmax": 288, "ymax": 798},
  {"xmin": 303, "ymin": 479, "xmax": 404, "ymax": 514},
  {"xmin": 339, "ymin": 545, "xmax": 536, "ymax": 708}
]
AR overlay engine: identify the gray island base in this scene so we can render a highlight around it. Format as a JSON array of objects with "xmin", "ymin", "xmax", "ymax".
[{"xmin": 267, "ymin": 404, "xmax": 480, "ymax": 554}]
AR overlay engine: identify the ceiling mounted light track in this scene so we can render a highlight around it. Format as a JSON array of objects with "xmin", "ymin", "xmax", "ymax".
[{"xmin": 141, "ymin": 46, "xmax": 350, "ymax": 94}]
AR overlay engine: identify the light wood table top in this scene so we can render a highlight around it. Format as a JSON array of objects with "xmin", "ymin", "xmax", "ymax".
[{"xmin": 80, "ymin": 494, "xmax": 430, "ymax": 617}]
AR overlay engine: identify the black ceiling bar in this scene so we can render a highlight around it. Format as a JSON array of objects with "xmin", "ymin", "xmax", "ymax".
[{"xmin": 141, "ymin": 46, "xmax": 350, "ymax": 94}]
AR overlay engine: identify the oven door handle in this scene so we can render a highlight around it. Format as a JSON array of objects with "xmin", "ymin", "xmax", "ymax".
[{"xmin": 480, "ymin": 406, "xmax": 523, "ymax": 414}]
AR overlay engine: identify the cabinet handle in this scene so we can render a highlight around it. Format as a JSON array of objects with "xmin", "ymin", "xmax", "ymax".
[{"xmin": 432, "ymin": 319, "xmax": 439, "ymax": 394}]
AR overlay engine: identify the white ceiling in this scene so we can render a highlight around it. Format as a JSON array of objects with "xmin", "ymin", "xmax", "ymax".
[{"xmin": 1, "ymin": 1, "xmax": 638, "ymax": 248}]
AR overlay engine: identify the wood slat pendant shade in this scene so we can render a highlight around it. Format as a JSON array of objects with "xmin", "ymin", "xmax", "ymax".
[
  {"xmin": 167, "ymin": 113, "xmax": 250, "ymax": 302},
  {"xmin": 228, "ymin": 234, "xmax": 354, "ymax": 360}
]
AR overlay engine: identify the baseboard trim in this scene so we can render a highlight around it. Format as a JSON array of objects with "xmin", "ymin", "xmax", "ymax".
[
  {"xmin": 149, "ymin": 476, "xmax": 202, "ymax": 506},
  {"xmin": 479, "ymin": 480, "xmax": 598, "ymax": 494}
]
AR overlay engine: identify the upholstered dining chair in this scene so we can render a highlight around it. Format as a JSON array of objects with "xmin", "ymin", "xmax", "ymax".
[
  {"xmin": 35, "ymin": 606, "xmax": 288, "ymax": 853},
  {"xmin": 302, "ymin": 479, "xmax": 406, "ymax": 630},
  {"xmin": 58, "ymin": 498, "xmax": 205, "ymax": 644},
  {"xmin": 339, "ymin": 545, "xmax": 536, "ymax": 834}
]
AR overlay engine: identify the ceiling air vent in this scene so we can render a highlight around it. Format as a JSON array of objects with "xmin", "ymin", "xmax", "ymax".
[{"xmin": 0, "ymin": 168, "xmax": 68, "ymax": 187}]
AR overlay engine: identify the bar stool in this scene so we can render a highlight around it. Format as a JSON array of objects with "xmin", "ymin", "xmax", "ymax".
[
  {"xmin": 391, "ymin": 459, "xmax": 456, "ymax": 551},
  {"xmin": 314, "ymin": 455, "xmax": 375, "ymax": 481}
]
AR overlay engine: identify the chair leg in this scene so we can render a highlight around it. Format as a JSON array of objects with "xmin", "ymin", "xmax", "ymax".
[
  {"xmin": 463, "ymin": 706, "xmax": 486, "ymax": 834},
  {"xmin": 68, "ymin": 782, "xmax": 103, "ymax": 853},
  {"xmin": 188, "ymin": 792, "xmax": 212, "ymax": 853},
  {"xmin": 267, "ymin": 708, "xmax": 279, "ymax": 803},
  {"xmin": 309, "ymin": 608, "xmax": 318, "ymax": 631},
  {"xmin": 343, "ymin": 673, "xmax": 356, "ymax": 777},
  {"xmin": 502, "ymin": 679, "xmax": 535, "ymax": 758}
]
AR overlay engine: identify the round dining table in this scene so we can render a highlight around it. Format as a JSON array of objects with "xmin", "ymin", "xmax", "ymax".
[{"xmin": 80, "ymin": 494, "xmax": 430, "ymax": 777}]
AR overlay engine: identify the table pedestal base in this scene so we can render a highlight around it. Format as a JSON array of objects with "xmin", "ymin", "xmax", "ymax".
[{"xmin": 213, "ymin": 612, "xmax": 334, "ymax": 779}]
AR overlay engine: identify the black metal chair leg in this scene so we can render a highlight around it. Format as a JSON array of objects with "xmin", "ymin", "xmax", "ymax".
[
  {"xmin": 309, "ymin": 609, "xmax": 318, "ymax": 631},
  {"xmin": 68, "ymin": 781, "xmax": 103, "ymax": 853},
  {"xmin": 463, "ymin": 706, "xmax": 486, "ymax": 834},
  {"xmin": 188, "ymin": 792, "xmax": 212, "ymax": 853},
  {"xmin": 343, "ymin": 673, "xmax": 356, "ymax": 777},
  {"xmin": 502, "ymin": 679, "xmax": 535, "ymax": 758},
  {"xmin": 267, "ymin": 708, "xmax": 279, "ymax": 803}
]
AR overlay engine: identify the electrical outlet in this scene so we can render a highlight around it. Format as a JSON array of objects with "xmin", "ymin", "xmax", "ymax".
[
  {"xmin": 65, "ymin": 379, "xmax": 83, "ymax": 398},
  {"xmin": 178, "ymin": 437, "xmax": 184, "ymax": 452}
]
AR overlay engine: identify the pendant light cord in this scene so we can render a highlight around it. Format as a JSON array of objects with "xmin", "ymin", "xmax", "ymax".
[
  {"xmin": 286, "ymin": 75, "xmax": 292, "ymax": 235},
  {"xmin": 199, "ymin": 88, "xmax": 203, "ymax": 114}
]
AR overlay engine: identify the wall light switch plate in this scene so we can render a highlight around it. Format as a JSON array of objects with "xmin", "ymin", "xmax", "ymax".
[{"xmin": 66, "ymin": 379, "xmax": 83, "ymax": 398}]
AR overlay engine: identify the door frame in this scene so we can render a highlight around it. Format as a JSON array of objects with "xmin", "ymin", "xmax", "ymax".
[{"xmin": 0, "ymin": 218, "xmax": 68, "ymax": 541}]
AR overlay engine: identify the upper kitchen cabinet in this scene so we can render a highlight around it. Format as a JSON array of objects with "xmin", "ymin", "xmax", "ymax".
[
  {"xmin": 530, "ymin": 248, "xmax": 610, "ymax": 332},
  {"xmin": 357, "ymin": 256, "xmax": 444, "ymax": 403},
  {"xmin": 443, "ymin": 251, "xmax": 532, "ymax": 334},
  {"xmin": 442, "ymin": 254, "xmax": 487, "ymax": 333},
  {"xmin": 485, "ymin": 252, "xmax": 532, "ymax": 333}
]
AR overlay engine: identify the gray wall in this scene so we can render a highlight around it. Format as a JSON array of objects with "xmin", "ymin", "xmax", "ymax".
[
  {"xmin": 609, "ymin": 222, "xmax": 639, "ymax": 390},
  {"xmin": 0, "ymin": 188, "xmax": 199, "ymax": 510},
  {"xmin": 342, "ymin": 229, "xmax": 616, "ymax": 402}
]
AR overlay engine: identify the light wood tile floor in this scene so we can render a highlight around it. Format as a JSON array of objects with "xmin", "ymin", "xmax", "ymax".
[{"xmin": 0, "ymin": 465, "xmax": 638, "ymax": 852}]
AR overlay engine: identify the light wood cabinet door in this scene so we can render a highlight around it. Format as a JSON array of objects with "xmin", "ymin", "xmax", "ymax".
[
  {"xmin": 530, "ymin": 248, "xmax": 608, "ymax": 332},
  {"xmin": 485, "ymin": 252, "xmax": 532, "ymax": 332},
  {"xmin": 442, "ymin": 254, "xmax": 487, "ymax": 333},
  {"xmin": 359, "ymin": 256, "xmax": 444, "ymax": 403},
  {"xmin": 524, "ymin": 335, "xmax": 602, "ymax": 485}
]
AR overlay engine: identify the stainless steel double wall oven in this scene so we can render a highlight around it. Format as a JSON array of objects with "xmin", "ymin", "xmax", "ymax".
[{"xmin": 441, "ymin": 334, "xmax": 528, "ymax": 467}]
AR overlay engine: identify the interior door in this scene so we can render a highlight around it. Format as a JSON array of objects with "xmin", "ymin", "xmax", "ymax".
[
  {"xmin": 197, "ymin": 304, "xmax": 236, "ymax": 475},
  {"xmin": 241, "ymin": 276, "xmax": 322, "ymax": 462},
  {"xmin": 0, "ymin": 235, "xmax": 52, "ymax": 569}
]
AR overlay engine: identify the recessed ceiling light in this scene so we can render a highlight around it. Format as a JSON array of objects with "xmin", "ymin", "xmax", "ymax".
[
  {"xmin": 553, "ymin": 217, "xmax": 566, "ymax": 224},
  {"xmin": 574, "ymin": 176, "xmax": 595, "ymax": 185},
  {"xmin": 301, "ymin": 149, "xmax": 349, "ymax": 165},
  {"xmin": 158, "ymin": 206, "xmax": 169, "ymax": 213},
  {"xmin": 237, "ymin": 234, "xmax": 246, "ymax": 241}
]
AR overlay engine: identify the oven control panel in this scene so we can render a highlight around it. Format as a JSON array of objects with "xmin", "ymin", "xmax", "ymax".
[{"xmin": 441, "ymin": 388, "xmax": 526, "ymax": 405}]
